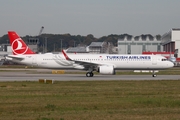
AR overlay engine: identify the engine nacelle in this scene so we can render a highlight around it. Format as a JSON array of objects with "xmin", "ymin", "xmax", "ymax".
[{"xmin": 98, "ymin": 66, "xmax": 115, "ymax": 75}]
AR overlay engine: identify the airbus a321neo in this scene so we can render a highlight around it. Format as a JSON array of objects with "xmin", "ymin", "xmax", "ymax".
[{"xmin": 6, "ymin": 31, "xmax": 174, "ymax": 77}]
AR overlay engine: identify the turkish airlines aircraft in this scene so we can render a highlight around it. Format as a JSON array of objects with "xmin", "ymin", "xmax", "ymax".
[{"xmin": 6, "ymin": 31, "xmax": 174, "ymax": 77}]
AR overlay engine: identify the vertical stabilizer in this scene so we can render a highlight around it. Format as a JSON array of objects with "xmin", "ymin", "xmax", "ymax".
[{"xmin": 8, "ymin": 31, "xmax": 35, "ymax": 55}]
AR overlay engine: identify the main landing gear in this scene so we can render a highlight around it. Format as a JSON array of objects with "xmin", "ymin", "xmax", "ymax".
[{"xmin": 86, "ymin": 72, "xmax": 94, "ymax": 77}]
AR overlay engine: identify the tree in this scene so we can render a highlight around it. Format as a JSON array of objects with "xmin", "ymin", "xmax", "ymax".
[{"xmin": 0, "ymin": 34, "xmax": 8, "ymax": 44}]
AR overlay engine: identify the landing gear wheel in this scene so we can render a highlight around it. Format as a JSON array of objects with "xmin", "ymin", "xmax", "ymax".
[
  {"xmin": 90, "ymin": 72, "xmax": 94, "ymax": 77},
  {"xmin": 152, "ymin": 74, "xmax": 157, "ymax": 77},
  {"xmin": 86, "ymin": 72, "xmax": 94, "ymax": 77},
  {"xmin": 152, "ymin": 70, "xmax": 157, "ymax": 77}
]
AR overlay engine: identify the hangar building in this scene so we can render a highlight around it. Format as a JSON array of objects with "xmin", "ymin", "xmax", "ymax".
[
  {"xmin": 118, "ymin": 35, "xmax": 162, "ymax": 54},
  {"xmin": 161, "ymin": 28, "xmax": 180, "ymax": 59}
]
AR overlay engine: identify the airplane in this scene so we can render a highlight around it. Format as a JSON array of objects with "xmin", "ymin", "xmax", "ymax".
[{"xmin": 6, "ymin": 31, "xmax": 174, "ymax": 77}]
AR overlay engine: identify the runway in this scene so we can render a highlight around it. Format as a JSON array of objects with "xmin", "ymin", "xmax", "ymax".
[{"xmin": 0, "ymin": 70, "xmax": 180, "ymax": 81}]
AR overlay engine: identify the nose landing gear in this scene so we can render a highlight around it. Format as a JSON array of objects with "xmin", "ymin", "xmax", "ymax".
[
  {"xmin": 152, "ymin": 70, "xmax": 157, "ymax": 77},
  {"xmin": 152, "ymin": 74, "xmax": 157, "ymax": 77}
]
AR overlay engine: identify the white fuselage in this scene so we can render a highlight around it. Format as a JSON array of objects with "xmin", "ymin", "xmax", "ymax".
[{"xmin": 6, "ymin": 53, "xmax": 173, "ymax": 70}]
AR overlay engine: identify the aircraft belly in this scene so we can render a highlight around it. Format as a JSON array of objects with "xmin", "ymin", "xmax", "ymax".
[{"xmin": 115, "ymin": 61, "xmax": 156, "ymax": 70}]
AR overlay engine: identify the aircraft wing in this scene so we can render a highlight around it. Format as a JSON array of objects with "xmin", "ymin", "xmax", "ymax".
[
  {"xmin": 74, "ymin": 60, "xmax": 100, "ymax": 70},
  {"xmin": 62, "ymin": 50, "xmax": 103, "ymax": 70}
]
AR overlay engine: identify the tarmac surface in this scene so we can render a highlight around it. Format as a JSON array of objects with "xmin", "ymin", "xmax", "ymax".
[{"xmin": 0, "ymin": 68, "xmax": 180, "ymax": 81}]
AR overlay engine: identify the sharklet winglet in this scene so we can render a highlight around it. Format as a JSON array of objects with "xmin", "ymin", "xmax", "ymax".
[{"xmin": 62, "ymin": 50, "xmax": 72, "ymax": 61}]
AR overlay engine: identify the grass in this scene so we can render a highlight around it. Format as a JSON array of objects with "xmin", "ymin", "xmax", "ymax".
[{"xmin": 0, "ymin": 80, "xmax": 180, "ymax": 120}]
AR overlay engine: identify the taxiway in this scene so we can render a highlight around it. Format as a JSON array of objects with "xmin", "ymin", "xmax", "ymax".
[{"xmin": 0, "ymin": 70, "xmax": 180, "ymax": 81}]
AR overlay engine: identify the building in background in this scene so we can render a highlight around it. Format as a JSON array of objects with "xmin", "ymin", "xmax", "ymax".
[
  {"xmin": 161, "ymin": 28, "xmax": 180, "ymax": 65},
  {"xmin": 66, "ymin": 42, "xmax": 117, "ymax": 54},
  {"xmin": 161, "ymin": 28, "xmax": 180, "ymax": 58},
  {"xmin": 118, "ymin": 35, "xmax": 162, "ymax": 54},
  {"xmin": 66, "ymin": 47, "xmax": 87, "ymax": 53},
  {"xmin": 88, "ymin": 42, "xmax": 108, "ymax": 53},
  {"xmin": 87, "ymin": 42, "xmax": 116, "ymax": 54}
]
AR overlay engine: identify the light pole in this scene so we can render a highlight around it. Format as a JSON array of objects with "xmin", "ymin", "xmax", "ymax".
[
  {"xmin": 60, "ymin": 39, "xmax": 63, "ymax": 51},
  {"xmin": 45, "ymin": 37, "xmax": 47, "ymax": 53},
  {"xmin": 74, "ymin": 41, "xmax": 76, "ymax": 47}
]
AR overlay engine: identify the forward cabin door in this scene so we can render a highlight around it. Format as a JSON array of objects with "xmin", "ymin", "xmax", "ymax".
[{"xmin": 152, "ymin": 56, "xmax": 157, "ymax": 65}]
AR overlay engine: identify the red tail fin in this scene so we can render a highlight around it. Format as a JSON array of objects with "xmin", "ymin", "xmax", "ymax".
[{"xmin": 8, "ymin": 31, "xmax": 35, "ymax": 55}]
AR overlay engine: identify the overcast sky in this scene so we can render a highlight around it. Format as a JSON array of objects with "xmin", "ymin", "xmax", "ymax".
[{"xmin": 0, "ymin": 0, "xmax": 180, "ymax": 38}]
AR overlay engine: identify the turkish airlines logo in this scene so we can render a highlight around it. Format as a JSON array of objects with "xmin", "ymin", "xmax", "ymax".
[{"xmin": 11, "ymin": 38, "xmax": 28, "ymax": 55}]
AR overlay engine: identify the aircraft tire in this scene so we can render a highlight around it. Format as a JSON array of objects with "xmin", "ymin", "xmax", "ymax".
[
  {"xmin": 86, "ymin": 72, "xmax": 94, "ymax": 77},
  {"xmin": 152, "ymin": 74, "xmax": 157, "ymax": 77}
]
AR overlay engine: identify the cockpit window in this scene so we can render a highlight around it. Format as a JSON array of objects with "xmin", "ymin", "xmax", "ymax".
[{"xmin": 162, "ymin": 59, "xmax": 167, "ymax": 61}]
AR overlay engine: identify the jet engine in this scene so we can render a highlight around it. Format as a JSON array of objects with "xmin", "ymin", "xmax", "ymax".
[{"xmin": 98, "ymin": 66, "xmax": 115, "ymax": 75}]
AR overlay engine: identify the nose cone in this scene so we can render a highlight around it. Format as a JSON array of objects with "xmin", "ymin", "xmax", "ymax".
[{"xmin": 168, "ymin": 61, "xmax": 174, "ymax": 68}]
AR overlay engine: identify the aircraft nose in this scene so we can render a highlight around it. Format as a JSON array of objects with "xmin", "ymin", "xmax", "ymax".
[{"xmin": 168, "ymin": 61, "xmax": 174, "ymax": 68}]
